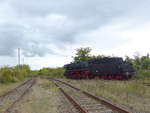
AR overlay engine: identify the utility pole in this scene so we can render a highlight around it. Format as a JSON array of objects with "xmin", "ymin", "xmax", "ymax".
[
  {"xmin": 22, "ymin": 58, "xmax": 24, "ymax": 64},
  {"xmin": 21, "ymin": 54, "xmax": 25, "ymax": 65},
  {"xmin": 18, "ymin": 48, "xmax": 21, "ymax": 66}
]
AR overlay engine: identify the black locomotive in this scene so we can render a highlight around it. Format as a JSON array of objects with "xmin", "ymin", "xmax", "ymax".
[{"xmin": 64, "ymin": 57, "xmax": 134, "ymax": 80}]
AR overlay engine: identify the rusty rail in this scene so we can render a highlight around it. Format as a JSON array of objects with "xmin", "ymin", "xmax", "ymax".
[
  {"xmin": 54, "ymin": 82, "xmax": 88, "ymax": 113},
  {"xmin": 0, "ymin": 78, "xmax": 32, "ymax": 99},
  {"xmin": 3, "ymin": 77, "xmax": 36, "ymax": 113},
  {"xmin": 48, "ymin": 77, "xmax": 133, "ymax": 113}
]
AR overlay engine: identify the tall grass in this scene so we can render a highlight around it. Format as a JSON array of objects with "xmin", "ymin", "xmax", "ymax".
[
  {"xmin": 135, "ymin": 70, "xmax": 150, "ymax": 80},
  {"xmin": 65, "ymin": 79, "xmax": 150, "ymax": 113},
  {"xmin": 0, "ymin": 65, "xmax": 31, "ymax": 83}
]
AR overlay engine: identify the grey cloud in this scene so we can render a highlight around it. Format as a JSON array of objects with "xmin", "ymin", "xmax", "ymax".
[
  {"xmin": 0, "ymin": 24, "xmax": 56, "ymax": 57},
  {"xmin": 0, "ymin": 0, "xmax": 150, "ymax": 57},
  {"xmin": 12, "ymin": 0, "xmax": 141, "ymax": 17},
  {"xmin": 0, "ymin": 24, "xmax": 23, "ymax": 56},
  {"xmin": 22, "ymin": 42, "xmax": 55, "ymax": 57}
]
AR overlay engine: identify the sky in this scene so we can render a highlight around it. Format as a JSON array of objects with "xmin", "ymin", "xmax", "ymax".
[{"xmin": 0, "ymin": 0, "xmax": 150, "ymax": 70}]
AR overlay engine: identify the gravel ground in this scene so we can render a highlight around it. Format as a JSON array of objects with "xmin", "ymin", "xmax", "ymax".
[
  {"xmin": 62, "ymin": 78, "xmax": 149, "ymax": 113},
  {"xmin": 0, "ymin": 81, "xmax": 25, "ymax": 95},
  {"xmin": 2, "ymin": 78, "xmax": 147, "ymax": 113},
  {"xmin": 7, "ymin": 78, "xmax": 77, "ymax": 113},
  {"xmin": 0, "ymin": 79, "xmax": 34, "ymax": 113},
  {"xmin": 56, "ymin": 81, "xmax": 115, "ymax": 113}
]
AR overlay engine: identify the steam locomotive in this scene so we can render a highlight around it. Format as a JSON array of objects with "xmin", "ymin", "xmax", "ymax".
[{"xmin": 64, "ymin": 57, "xmax": 134, "ymax": 80}]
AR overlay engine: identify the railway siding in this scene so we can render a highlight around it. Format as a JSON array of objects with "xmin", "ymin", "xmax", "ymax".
[
  {"xmin": 0, "ymin": 78, "xmax": 36, "ymax": 113},
  {"xmin": 48, "ymin": 78, "xmax": 143, "ymax": 113}
]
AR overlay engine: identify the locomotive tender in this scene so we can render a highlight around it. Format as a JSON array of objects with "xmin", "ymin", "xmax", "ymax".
[{"xmin": 64, "ymin": 57, "xmax": 134, "ymax": 80}]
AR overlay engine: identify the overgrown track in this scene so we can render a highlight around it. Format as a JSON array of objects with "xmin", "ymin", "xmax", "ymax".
[
  {"xmin": 48, "ymin": 78, "xmax": 135, "ymax": 113},
  {"xmin": 0, "ymin": 79, "xmax": 32, "ymax": 99},
  {"xmin": 0, "ymin": 77, "xmax": 36, "ymax": 113}
]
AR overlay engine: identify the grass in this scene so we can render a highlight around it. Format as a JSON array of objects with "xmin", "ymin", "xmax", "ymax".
[
  {"xmin": 0, "ymin": 78, "xmax": 30, "ymax": 113},
  {"xmin": 10, "ymin": 78, "xmax": 66, "ymax": 113},
  {"xmin": 64, "ymin": 78, "xmax": 150, "ymax": 113},
  {"xmin": 0, "ymin": 79, "xmax": 28, "ymax": 95},
  {"xmin": 1, "ymin": 76, "xmax": 149, "ymax": 113}
]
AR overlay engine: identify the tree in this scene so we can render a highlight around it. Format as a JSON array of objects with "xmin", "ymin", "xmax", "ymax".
[
  {"xmin": 73, "ymin": 47, "xmax": 92, "ymax": 62},
  {"xmin": 141, "ymin": 56, "xmax": 150, "ymax": 70},
  {"xmin": 15, "ymin": 64, "xmax": 30, "ymax": 71},
  {"xmin": 132, "ymin": 53, "xmax": 150, "ymax": 71},
  {"xmin": 125, "ymin": 56, "xmax": 133, "ymax": 65}
]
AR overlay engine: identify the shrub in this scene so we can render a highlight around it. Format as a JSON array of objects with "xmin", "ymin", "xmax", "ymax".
[
  {"xmin": 29, "ymin": 70, "xmax": 39, "ymax": 77},
  {"xmin": 15, "ymin": 64, "xmax": 30, "ymax": 70},
  {"xmin": 136, "ymin": 70, "xmax": 150, "ymax": 80},
  {"xmin": 0, "ymin": 64, "xmax": 32, "ymax": 84},
  {"xmin": 15, "ymin": 64, "xmax": 31, "ymax": 78},
  {"xmin": 0, "ymin": 67, "xmax": 17, "ymax": 83},
  {"xmin": 38, "ymin": 67, "xmax": 65, "ymax": 78}
]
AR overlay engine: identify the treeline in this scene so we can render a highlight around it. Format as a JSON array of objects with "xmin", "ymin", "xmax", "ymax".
[
  {"xmin": 125, "ymin": 54, "xmax": 150, "ymax": 79},
  {"xmin": 0, "ymin": 65, "xmax": 64, "ymax": 84},
  {"xmin": 0, "ymin": 47, "xmax": 150, "ymax": 84},
  {"xmin": 73, "ymin": 47, "xmax": 150, "ymax": 80}
]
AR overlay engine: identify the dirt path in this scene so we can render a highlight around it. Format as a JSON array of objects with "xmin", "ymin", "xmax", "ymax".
[
  {"xmin": 7, "ymin": 78, "xmax": 76, "ymax": 113},
  {"xmin": 2, "ymin": 78, "xmax": 148, "ymax": 113}
]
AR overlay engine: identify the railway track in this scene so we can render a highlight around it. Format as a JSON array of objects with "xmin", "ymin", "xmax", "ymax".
[
  {"xmin": 48, "ymin": 78, "xmax": 136, "ymax": 113},
  {"xmin": 0, "ymin": 77, "xmax": 36, "ymax": 113}
]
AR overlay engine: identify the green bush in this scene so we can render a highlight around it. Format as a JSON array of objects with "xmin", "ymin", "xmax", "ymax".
[
  {"xmin": 0, "ymin": 67, "xmax": 17, "ymax": 83},
  {"xmin": 38, "ymin": 67, "xmax": 65, "ymax": 78},
  {"xmin": 136, "ymin": 70, "xmax": 150, "ymax": 80},
  {"xmin": 15, "ymin": 64, "xmax": 30, "ymax": 70},
  {"xmin": 29, "ymin": 70, "xmax": 39, "ymax": 77},
  {"xmin": 0, "ymin": 64, "xmax": 32, "ymax": 84}
]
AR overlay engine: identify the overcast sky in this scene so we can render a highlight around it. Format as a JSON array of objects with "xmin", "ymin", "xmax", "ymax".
[{"xmin": 0, "ymin": 0, "xmax": 150, "ymax": 69}]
